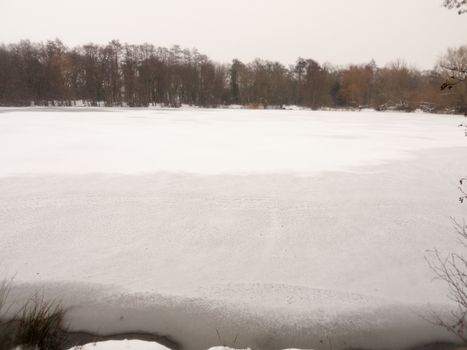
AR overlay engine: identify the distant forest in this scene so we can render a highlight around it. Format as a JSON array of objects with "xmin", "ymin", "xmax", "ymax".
[{"xmin": 0, "ymin": 39, "xmax": 466, "ymax": 113}]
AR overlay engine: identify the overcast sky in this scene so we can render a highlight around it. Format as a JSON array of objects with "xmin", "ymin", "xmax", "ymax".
[{"xmin": 1, "ymin": 0, "xmax": 466, "ymax": 69}]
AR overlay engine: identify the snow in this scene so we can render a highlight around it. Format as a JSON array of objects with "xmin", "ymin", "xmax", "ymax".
[
  {"xmin": 67, "ymin": 343, "xmax": 251, "ymax": 350},
  {"xmin": 67, "ymin": 339, "xmax": 170, "ymax": 350},
  {"xmin": 0, "ymin": 107, "xmax": 463, "ymax": 176},
  {"xmin": 208, "ymin": 347, "xmax": 252, "ymax": 350},
  {"xmin": 1, "ymin": 107, "xmax": 467, "ymax": 350}
]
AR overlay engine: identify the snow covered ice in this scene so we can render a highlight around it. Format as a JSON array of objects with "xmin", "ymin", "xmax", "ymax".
[
  {"xmin": 2, "ymin": 107, "xmax": 467, "ymax": 350},
  {"xmin": 0, "ymin": 107, "xmax": 465, "ymax": 176}
]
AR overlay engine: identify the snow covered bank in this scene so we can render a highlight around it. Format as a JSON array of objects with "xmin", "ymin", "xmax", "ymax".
[
  {"xmin": 1, "ymin": 108, "xmax": 467, "ymax": 349},
  {"xmin": 67, "ymin": 339, "xmax": 171, "ymax": 350},
  {"xmin": 4, "ymin": 281, "xmax": 457, "ymax": 350},
  {"xmin": 67, "ymin": 342, "xmax": 253, "ymax": 350}
]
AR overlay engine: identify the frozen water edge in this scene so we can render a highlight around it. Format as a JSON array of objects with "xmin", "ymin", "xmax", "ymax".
[
  {"xmin": 1, "ymin": 109, "xmax": 467, "ymax": 349},
  {"xmin": 4, "ymin": 281, "xmax": 458, "ymax": 350}
]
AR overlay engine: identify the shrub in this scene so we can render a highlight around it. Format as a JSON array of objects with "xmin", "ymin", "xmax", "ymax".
[{"xmin": 14, "ymin": 297, "xmax": 68, "ymax": 350}]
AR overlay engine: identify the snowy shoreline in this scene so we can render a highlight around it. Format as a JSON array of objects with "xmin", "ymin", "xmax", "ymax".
[
  {"xmin": 0, "ymin": 105, "xmax": 463, "ymax": 118},
  {"xmin": 2, "ymin": 281, "xmax": 458, "ymax": 350}
]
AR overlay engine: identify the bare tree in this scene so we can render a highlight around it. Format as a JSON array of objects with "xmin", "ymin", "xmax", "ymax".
[
  {"xmin": 444, "ymin": 0, "xmax": 467, "ymax": 14},
  {"xmin": 428, "ymin": 4, "xmax": 467, "ymax": 336},
  {"xmin": 427, "ymin": 221, "xmax": 467, "ymax": 342},
  {"xmin": 440, "ymin": 46, "xmax": 467, "ymax": 103},
  {"xmin": 0, "ymin": 38, "xmax": 466, "ymax": 112},
  {"xmin": 441, "ymin": 0, "xmax": 467, "ymax": 100}
]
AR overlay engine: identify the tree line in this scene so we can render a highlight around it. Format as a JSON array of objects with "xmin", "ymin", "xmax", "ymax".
[{"xmin": 0, "ymin": 39, "xmax": 465, "ymax": 113}]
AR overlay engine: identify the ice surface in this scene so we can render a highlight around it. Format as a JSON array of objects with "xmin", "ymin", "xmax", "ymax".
[
  {"xmin": 0, "ymin": 107, "xmax": 464, "ymax": 176},
  {"xmin": 1, "ymin": 108, "xmax": 467, "ymax": 350}
]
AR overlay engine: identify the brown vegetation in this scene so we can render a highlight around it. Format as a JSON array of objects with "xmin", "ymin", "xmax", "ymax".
[{"xmin": 0, "ymin": 40, "xmax": 465, "ymax": 113}]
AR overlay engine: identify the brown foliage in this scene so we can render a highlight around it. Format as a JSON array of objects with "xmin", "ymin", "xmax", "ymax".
[{"xmin": 0, "ymin": 40, "xmax": 465, "ymax": 113}]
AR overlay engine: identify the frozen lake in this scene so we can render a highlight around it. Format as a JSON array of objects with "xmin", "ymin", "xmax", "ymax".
[{"xmin": 1, "ymin": 108, "xmax": 467, "ymax": 350}]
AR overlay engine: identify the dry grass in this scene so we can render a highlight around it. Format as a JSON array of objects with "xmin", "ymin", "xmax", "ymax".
[
  {"xmin": 0, "ymin": 279, "xmax": 15, "ymax": 349},
  {"xmin": 0, "ymin": 279, "xmax": 69, "ymax": 350},
  {"xmin": 15, "ymin": 296, "xmax": 68, "ymax": 350}
]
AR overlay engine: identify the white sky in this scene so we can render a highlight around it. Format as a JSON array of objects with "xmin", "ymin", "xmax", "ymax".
[{"xmin": 0, "ymin": 0, "xmax": 466, "ymax": 69}]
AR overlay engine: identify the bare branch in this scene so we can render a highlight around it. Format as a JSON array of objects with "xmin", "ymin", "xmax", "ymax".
[
  {"xmin": 444, "ymin": 0, "xmax": 467, "ymax": 14},
  {"xmin": 427, "ymin": 220, "xmax": 467, "ymax": 342}
]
